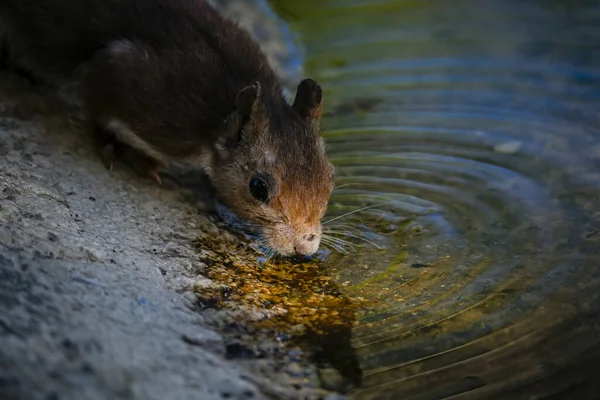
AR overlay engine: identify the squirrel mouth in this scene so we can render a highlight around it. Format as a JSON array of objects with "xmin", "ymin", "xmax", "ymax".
[{"xmin": 260, "ymin": 224, "xmax": 322, "ymax": 258}]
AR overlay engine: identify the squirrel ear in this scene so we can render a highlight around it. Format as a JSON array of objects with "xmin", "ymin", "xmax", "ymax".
[
  {"xmin": 293, "ymin": 78, "xmax": 323, "ymax": 120},
  {"xmin": 236, "ymin": 81, "xmax": 261, "ymax": 117}
]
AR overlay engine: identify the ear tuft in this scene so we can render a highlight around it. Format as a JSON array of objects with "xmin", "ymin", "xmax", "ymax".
[
  {"xmin": 236, "ymin": 81, "xmax": 261, "ymax": 117},
  {"xmin": 293, "ymin": 78, "xmax": 323, "ymax": 119}
]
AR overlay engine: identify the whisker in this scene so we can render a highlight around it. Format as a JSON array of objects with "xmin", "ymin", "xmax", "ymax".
[
  {"xmin": 326, "ymin": 231, "xmax": 382, "ymax": 250},
  {"xmin": 319, "ymin": 241, "xmax": 347, "ymax": 255},
  {"xmin": 320, "ymin": 236, "xmax": 341, "ymax": 250},
  {"xmin": 332, "ymin": 182, "xmax": 377, "ymax": 191},
  {"xmin": 247, "ymin": 239, "xmax": 263, "ymax": 253},
  {"xmin": 322, "ymin": 237, "xmax": 357, "ymax": 252},
  {"xmin": 234, "ymin": 251, "xmax": 255, "ymax": 271},
  {"xmin": 246, "ymin": 241, "xmax": 264, "ymax": 254},
  {"xmin": 243, "ymin": 223, "xmax": 263, "ymax": 229},
  {"xmin": 322, "ymin": 233, "xmax": 357, "ymax": 248},
  {"xmin": 323, "ymin": 224, "xmax": 364, "ymax": 236},
  {"xmin": 321, "ymin": 235, "xmax": 355, "ymax": 253},
  {"xmin": 319, "ymin": 242, "xmax": 333, "ymax": 252},
  {"xmin": 323, "ymin": 201, "xmax": 392, "ymax": 225},
  {"xmin": 332, "ymin": 182, "xmax": 363, "ymax": 190},
  {"xmin": 265, "ymin": 248, "xmax": 277, "ymax": 263},
  {"xmin": 329, "ymin": 234, "xmax": 356, "ymax": 250},
  {"xmin": 321, "ymin": 240, "xmax": 348, "ymax": 254},
  {"xmin": 336, "ymin": 243, "xmax": 352, "ymax": 254}
]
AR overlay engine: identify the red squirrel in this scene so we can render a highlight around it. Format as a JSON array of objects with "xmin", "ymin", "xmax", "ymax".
[{"xmin": 0, "ymin": 0, "xmax": 335, "ymax": 256}]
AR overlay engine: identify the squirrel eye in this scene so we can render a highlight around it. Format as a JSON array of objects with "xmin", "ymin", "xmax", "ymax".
[{"xmin": 249, "ymin": 176, "xmax": 269, "ymax": 203}]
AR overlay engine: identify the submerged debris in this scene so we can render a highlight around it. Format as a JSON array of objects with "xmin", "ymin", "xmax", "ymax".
[{"xmin": 193, "ymin": 231, "xmax": 366, "ymax": 394}]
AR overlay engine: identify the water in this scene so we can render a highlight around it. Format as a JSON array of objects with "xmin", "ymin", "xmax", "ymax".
[{"xmin": 267, "ymin": 0, "xmax": 600, "ymax": 398}]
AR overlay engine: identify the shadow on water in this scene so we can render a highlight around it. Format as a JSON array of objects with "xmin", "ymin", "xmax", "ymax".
[{"xmin": 263, "ymin": 0, "xmax": 600, "ymax": 398}]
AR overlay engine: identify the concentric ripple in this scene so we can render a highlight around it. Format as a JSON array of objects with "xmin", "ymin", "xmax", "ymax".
[{"xmin": 271, "ymin": 0, "xmax": 600, "ymax": 398}]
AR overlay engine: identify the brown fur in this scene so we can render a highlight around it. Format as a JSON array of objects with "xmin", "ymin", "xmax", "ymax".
[{"xmin": 0, "ymin": 0, "xmax": 334, "ymax": 256}]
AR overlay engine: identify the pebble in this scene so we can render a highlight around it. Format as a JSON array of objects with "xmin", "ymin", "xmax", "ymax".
[{"xmin": 494, "ymin": 140, "xmax": 522, "ymax": 154}]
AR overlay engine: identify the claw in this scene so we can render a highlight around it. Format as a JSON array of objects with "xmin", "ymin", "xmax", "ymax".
[
  {"xmin": 100, "ymin": 144, "xmax": 116, "ymax": 172},
  {"xmin": 150, "ymin": 170, "xmax": 162, "ymax": 186},
  {"xmin": 96, "ymin": 138, "xmax": 166, "ymax": 184}
]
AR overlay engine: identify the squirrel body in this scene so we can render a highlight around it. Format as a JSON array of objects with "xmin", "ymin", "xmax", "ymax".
[{"xmin": 0, "ymin": 0, "xmax": 334, "ymax": 256}]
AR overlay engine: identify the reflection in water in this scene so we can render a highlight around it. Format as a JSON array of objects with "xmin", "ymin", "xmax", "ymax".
[{"xmin": 270, "ymin": 0, "xmax": 600, "ymax": 398}]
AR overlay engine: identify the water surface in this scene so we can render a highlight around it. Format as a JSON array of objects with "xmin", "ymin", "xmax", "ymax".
[{"xmin": 268, "ymin": 0, "xmax": 600, "ymax": 398}]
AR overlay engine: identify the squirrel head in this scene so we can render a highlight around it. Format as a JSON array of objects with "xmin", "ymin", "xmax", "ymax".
[{"xmin": 205, "ymin": 78, "xmax": 334, "ymax": 256}]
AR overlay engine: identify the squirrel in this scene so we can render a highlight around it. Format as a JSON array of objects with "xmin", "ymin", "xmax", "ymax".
[{"xmin": 0, "ymin": 0, "xmax": 335, "ymax": 256}]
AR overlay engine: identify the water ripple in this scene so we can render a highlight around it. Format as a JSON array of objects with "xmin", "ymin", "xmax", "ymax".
[{"xmin": 271, "ymin": 0, "xmax": 600, "ymax": 398}]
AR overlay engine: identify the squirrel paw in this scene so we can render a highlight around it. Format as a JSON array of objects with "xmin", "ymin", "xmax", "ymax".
[{"xmin": 97, "ymin": 140, "xmax": 166, "ymax": 186}]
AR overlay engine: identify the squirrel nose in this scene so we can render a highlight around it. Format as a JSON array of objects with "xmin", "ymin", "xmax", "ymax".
[{"xmin": 293, "ymin": 234, "xmax": 319, "ymax": 255}]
